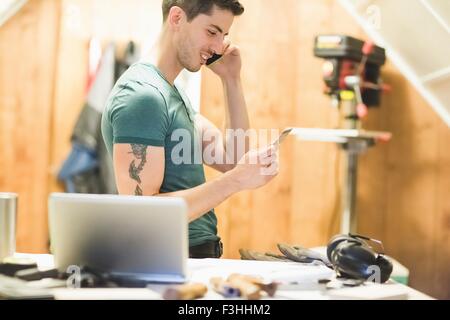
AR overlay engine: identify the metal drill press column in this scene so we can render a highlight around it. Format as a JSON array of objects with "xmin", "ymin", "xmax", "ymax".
[{"xmin": 340, "ymin": 97, "xmax": 360, "ymax": 234}]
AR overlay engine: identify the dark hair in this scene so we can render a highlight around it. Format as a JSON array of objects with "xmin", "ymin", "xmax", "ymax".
[{"xmin": 162, "ymin": 0, "xmax": 244, "ymax": 22}]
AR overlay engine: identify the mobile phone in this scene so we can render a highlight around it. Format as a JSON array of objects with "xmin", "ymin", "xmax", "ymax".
[
  {"xmin": 206, "ymin": 53, "xmax": 223, "ymax": 66},
  {"xmin": 272, "ymin": 128, "xmax": 293, "ymax": 146}
]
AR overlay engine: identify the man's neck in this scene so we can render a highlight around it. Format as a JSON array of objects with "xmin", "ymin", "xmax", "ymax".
[{"xmin": 156, "ymin": 27, "xmax": 183, "ymax": 85}]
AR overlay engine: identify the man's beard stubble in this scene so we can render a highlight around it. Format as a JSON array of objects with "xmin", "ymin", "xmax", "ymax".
[{"xmin": 178, "ymin": 36, "xmax": 201, "ymax": 73}]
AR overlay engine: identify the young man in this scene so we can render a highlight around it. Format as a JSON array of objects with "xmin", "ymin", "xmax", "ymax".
[{"xmin": 101, "ymin": 0, "xmax": 279, "ymax": 258}]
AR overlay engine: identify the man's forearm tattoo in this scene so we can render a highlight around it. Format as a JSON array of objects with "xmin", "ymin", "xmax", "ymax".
[
  {"xmin": 135, "ymin": 184, "xmax": 143, "ymax": 196},
  {"xmin": 128, "ymin": 144, "xmax": 147, "ymax": 196}
]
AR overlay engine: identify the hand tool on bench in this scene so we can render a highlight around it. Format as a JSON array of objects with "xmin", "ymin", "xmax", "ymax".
[{"xmin": 163, "ymin": 283, "xmax": 208, "ymax": 300}]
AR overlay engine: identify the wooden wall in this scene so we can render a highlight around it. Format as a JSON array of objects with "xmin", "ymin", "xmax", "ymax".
[
  {"xmin": 0, "ymin": 0, "xmax": 61, "ymax": 254},
  {"xmin": 0, "ymin": 0, "xmax": 448, "ymax": 299}
]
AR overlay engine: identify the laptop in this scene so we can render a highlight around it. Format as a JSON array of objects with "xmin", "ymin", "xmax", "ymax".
[{"xmin": 48, "ymin": 193, "xmax": 188, "ymax": 284}]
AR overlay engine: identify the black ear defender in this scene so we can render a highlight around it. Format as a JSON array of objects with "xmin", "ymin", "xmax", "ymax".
[{"xmin": 327, "ymin": 234, "xmax": 393, "ymax": 283}]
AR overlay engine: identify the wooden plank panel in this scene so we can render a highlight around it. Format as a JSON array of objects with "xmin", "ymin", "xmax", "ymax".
[
  {"xmin": 434, "ymin": 121, "xmax": 450, "ymax": 299},
  {"xmin": 382, "ymin": 68, "xmax": 440, "ymax": 296},
  {"xmin": 0, "ymin": 0, "xmax": 61, "ymax": 252},
  {"xmin": 202, "ymin": 0, "xmax": 299, "ymax": 258},
  {"xmin": 291, "ymin": 0, "xmax": 365, "ymax": 247},
  {"xmin": 244, "ymin": 0, "xmax": 298, "ymax": 254}
]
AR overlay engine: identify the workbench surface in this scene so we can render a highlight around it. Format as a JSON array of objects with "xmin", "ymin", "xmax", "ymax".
[{"xmin": 11, "ymin": 253, "xmax": 433, "ymax": 300}]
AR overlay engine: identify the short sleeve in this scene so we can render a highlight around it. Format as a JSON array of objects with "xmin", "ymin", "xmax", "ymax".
[{"xmin": 110, "ymin": 84, "xmax": 170, "ymax": 147}]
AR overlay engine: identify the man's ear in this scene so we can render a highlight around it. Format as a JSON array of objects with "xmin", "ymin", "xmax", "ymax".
[{"xmin": 168, "ymin": 6, "xmax": 185, "ymax": 30}]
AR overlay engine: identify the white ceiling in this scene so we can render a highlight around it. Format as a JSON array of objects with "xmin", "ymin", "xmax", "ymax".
[
  {"xmin": 0, "ymin": 0, "xmax": 27, "ymax": 28},
  {"xmin": 340, "ymin": 0, "xmax": 450, "ymax": 127}
]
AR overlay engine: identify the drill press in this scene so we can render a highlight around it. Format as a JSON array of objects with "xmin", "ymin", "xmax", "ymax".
[{"xmin": 303, "ymin": 34, "xmax": 392, "ymax": 234}]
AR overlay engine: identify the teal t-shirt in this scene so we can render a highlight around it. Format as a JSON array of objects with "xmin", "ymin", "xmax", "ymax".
[{"xmin": 101, "ymin": 62, "xmax": 219, "ymax": 247}]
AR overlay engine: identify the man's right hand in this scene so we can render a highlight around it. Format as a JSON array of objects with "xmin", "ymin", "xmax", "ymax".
[{"xmin": 226, "ymin": 145, "xmax": 279, "ymax": 191}]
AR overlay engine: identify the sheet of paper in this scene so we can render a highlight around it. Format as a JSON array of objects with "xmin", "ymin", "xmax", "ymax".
[
  {"xmin": 52, "ymin": 288, "xmax": 162, "ymax": 300},
  {"xmin": 187, "ymin": 258, "xmax": 334, "ymax": 284}
]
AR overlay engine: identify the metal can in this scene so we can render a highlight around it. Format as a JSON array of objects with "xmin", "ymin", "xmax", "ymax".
[{"xmin": 0, "ymin": 193, "xmax": 17, "ymax": 261}]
